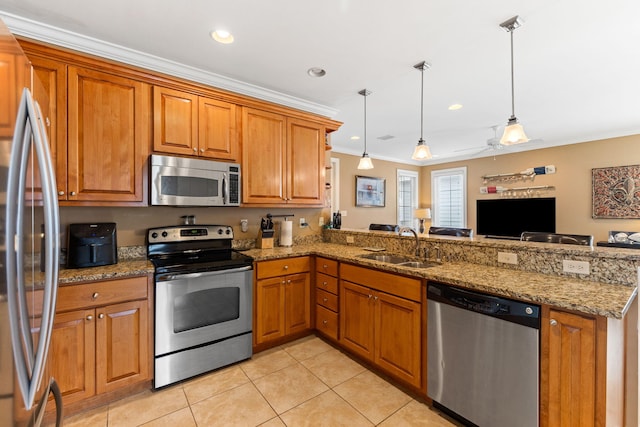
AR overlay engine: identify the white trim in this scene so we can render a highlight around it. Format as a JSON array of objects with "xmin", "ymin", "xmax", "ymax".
[
  {"xmin": 0, "ymin": 12, "xmax": 339, "ymax": 119},
  {"xmin": 396, "ymin": 169, "xmax": 419, "ymax": 228},
  {"xmin": 330, "ymin": 157, "xmax": 340, "ymax": 215}
]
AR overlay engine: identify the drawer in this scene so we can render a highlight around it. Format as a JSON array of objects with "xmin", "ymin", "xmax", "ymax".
[
  {"xmin": 316, "ymin": 257, "xmax": 338, "ymax": 277},
  {"xmin": 316, "ymin": 272, "xmax": 338, "ymax": 294},
  {"xmin": 340, "ymin": 263, "xmax": 422, "ymax": 302},
  {"xmin": 257, "ymin": 256, "xmax": 310, "ymax": 279},
  {"xmin": 316, "ymin": 288, "xmax": 338, "ymax": 312},
  {"xmin": 316, "ymin": 305, "xmax": 338, "ymax": 340},
  {"xmin": 56, "ymin": 276, "xmax": 148, "ymax": 312}
]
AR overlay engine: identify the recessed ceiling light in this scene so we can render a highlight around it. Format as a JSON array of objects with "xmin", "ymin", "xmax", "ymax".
[
  {"xmin": 307, "ymin": 67, "xmax": 326, "ymax": 77},
  {"xmin": 211, "ymin": 29, "xmax": 234, "ymax": 44},
  {"xmin": 350, "ymin": 136, "xmax": 360, "ymax": 140},
  {"xmin": 448, "ymin": 104, "xmax": 463, "ymax": 111}
]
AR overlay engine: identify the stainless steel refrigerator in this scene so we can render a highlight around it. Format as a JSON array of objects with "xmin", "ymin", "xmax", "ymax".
[{"xmin": 0, "ymin": 18, "xmax": 62, "ymax": 427}]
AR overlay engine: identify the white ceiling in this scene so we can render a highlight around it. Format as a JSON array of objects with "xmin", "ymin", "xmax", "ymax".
[{"xmin": 1, "ymin": 0, "xmax": 639, "ymax": 165}]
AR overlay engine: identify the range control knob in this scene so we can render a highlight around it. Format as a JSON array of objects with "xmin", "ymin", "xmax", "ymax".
[
  {"xmin": 225, "ymin": 228, "xmax": 231, "ymax": 234},
  {"xmin": 218, "ymin": 228, "xmax": 224, "ymax": 234},
  {"xmin": 151, "ymin": 232, "xmax": 158, "ymax": 239},
  {"xmin": 161, "ymin": 231, "xmax": 168, "ymax": 238}
]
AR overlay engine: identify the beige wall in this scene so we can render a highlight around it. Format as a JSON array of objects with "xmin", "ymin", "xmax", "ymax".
[
  {"xmin": 333, "ymin": 134, "xmax": 640, "ymax": 242},
  {"xmin": 330, "ymin": 153, "xmax": 421, "ymax": 230}
]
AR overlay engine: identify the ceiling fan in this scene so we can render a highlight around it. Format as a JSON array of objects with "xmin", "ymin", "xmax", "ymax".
[{"xmin": 455, "ymin": 125, "xmax": 543, "ymax": 157}]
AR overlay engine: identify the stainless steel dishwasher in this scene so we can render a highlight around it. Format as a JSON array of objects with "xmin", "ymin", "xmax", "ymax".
[{"xmin": 427, "ymin": 282, "xmax": 540, "ymax": 427}]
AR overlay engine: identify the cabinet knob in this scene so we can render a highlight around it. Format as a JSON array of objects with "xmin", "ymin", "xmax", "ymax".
[
  {"xmin": 322, "ymin": 281, "xmax": 327, "ymax": 287},
  {"xmin": 550, "ymin": 319, "xmax": 558, "ymax": 326},
  {"xmin": 284, "ymin": 265, "xmax": 289, "ymax": 270},
  {"xmin": 70, "ymin": 191, "xmax": 76, "ymax": 196},
  {"xmin": 193, "ymin": 147, "xmax": 197, "ymax": 152},
  {"xmin": 287, "ymin": 280, "xmax": 291, "ymax": 284},
  {"xmin": 58, "ymin": 191, "xmax": 64, "ymax": 196},
  {"xmin": 368, "ymin": 294, "xmax": 373, "ymax": 299},
  {"xmin": 98, "ymin": 313, "xmax": 105, "ymax": 319},
  {"xmin": 92, "ymin": 292, "xmax": 99, "ymax": 299},
  {"xmin": 86, "ymin": 315, "xmax": 93, "ymax": 321},
  {"xmin": 323, "ymin": 298, "xmax": 328, "ymax": 302},
  {"xmin": 323, "ymin": 264, "xmax": 328, "ymax": 269},
  {"xmin": 323, "ymin": 320, "xmax": 328, "ymax": 325},
  {"xmin": 281, "ymin": 280, "xmax": 286, "ymax": 284},
  {"xmin": 200, "ymin": 148, "xmax": 205, "ymax": 153},
  {"xmin": 374, "ymin": 296, "xmax": 378, "ymax": 301}
]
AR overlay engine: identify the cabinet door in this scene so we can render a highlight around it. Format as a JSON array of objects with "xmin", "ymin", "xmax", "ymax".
[
  {"xmin": 340, "ymin": 281, "xmax": 374, "ymax": 360},
  {"xmin": 67, "ymin": 66, "xmax": 149, "ymax": 203},
  {"xmin": 255, "ymin": 276, "xmax": 285, "ymax": 344},
  {"xmin": 0, "ymin": 51, "xmax": 21, "ymax": 137},
  {"xmin": 284, "ymin": 272, "xmax": 310, "ymax": 334},
  {"xmin": 26, "ymin": 55, "xmax": 67, "ymax": 201},
  {"xmin": 199, "ymin": 97, "xmax": 238, "ymax": 161},
  {"xmin": 241, "ymin": 107, "xmax": 286, "ymax": 204},
  {"xmin": 375, "ymin": 291, "xmax": 421, "ymax": 388},
  {"xmin": 153, "ymin": 86, "xmax": 198, "ymax": 156},
  {"xmin": 287, "ymin": 118, "xmax": 325, "ymax": 205},
  {"xmin": 542, "ymin": 308, "xmax": 598, "ymax": 427},
  {"xmin": 95, "ymin": 299, "xmax": 149, "ymax": 394},
  {"xmin": 49, "ymin": 309, "xmax": 96, "ymax": 405}
]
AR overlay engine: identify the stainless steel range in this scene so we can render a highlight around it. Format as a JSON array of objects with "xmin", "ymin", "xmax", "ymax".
[{"xmin": 147, "ymin": 225, "xmax": 254, "ymax": 388}]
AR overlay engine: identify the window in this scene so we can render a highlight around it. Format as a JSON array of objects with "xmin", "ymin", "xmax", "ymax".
[
  {"xmin": 431, "ymin": 167, "xmax": 467, "ymax": 228},
  {"xmin": 397, "ymin": 169, "xmax": 419, "ymax": 228}
]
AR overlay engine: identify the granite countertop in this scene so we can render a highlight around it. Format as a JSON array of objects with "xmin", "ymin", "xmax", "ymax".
[
  {"xmin": 57, "ymin": 258, "xmax": 154, "ymax": 285},
  {"xmin": 243, "ymin": 243, "xmax": 637, "ymax": 319}
]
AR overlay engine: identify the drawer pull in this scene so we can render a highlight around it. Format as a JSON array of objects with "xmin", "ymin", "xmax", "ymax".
[
  {"xmin": 323, "ymin": 264, "xmax": 328, "ymax": 269},
  {"xmin": 284, "ymin": 265, "xmax": 289, "ymax": 270},
  {"xmin": 287, "ymin": 279, "xmax": 291, "ymax": 284},
  {"xmin": 323, "ymin": 320, "xmax": 328, "ymax": 325},
  {"xmin": 550, "ymin": 319, "xmax": 558, "ymax": 326},
  {"xmin": 98, "ymin": 313, "xmax": 105, "ymax": 319},
  {"xmin": 58, "ymin": 190, "xmax": 64, "ymax": 196},
  {"xmin": 92, "ymin": 292, "xmax": 99, "ymax": 299},
  {"xmin": 70, "ymin": 191, "xmax": 76, "ymax": 196},
  {"xmin": 323, "ymin": 297, "xmax": 328, "ymax": 302},
  {"xmin": 86, "ymin": 315, "xmax": 93, "ymax": 321},
  {"xmin": 322, "ymin": 281, "xmax": 327, "ymax": 286}
]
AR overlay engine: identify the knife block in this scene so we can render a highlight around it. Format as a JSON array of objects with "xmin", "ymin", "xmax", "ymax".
[{"xmin": 257, "ymin": 230, "xmax": 274, "ymax": 249}]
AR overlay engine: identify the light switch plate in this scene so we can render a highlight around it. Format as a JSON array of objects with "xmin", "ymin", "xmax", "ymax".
[
  {"xmin": 563, "ymin": 260, "xmax": 590, "ymax": 275},
  {"xmin": 497, "ymin": 252, "xmax": 518, "ymax": 265}
]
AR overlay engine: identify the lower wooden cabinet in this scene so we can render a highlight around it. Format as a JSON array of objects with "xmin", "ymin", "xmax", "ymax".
[
  {"xmin": 255, "ymin": 257, "xmax": 311, "ymax": 345},
  {"xmin": 340, "ymin": 264, "xmax": 422, "ymax": 389},
  {"xmin": 49, "ymin": 276, "xmax": 151, "ymax": 407},
  {"xmin": 541, "ymin": 306, "xmax": 606, "ymax": 427},
  {"xmin": 315, "ymin": 257, "xmax": 339, "ymax": 341}
]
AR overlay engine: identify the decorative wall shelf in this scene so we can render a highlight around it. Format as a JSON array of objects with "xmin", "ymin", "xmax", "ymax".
[
  {"xmin": 482, "ymin": 165, "xmax": 556, "ymax": 184},
  {"xmin": 480, "ymin": 184, "xmax": 555, "ymax": 197}
]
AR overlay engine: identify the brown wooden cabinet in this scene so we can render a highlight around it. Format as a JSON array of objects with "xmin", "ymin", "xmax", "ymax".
[
  {"xmin": 315, "ymin": 257, "xmax": 339, "ymax": 341},
  {"xmin": 339, "ymin": 264, "xmax": 422, "ymax": 388},
  {"xmin": 153, "ymin": 86, "xmax": 238, "ymax": 161},
  {"xmin": 67, "ymin": 66, "xmax": 149, "ymax": 204},
  {"xmin": 49, "ymin": 276, "xmax": 151, "ymax": 408},
  {"xmin": 241, "ymin": 108, "xmax": 326, "ymax": 206},
  {"xmin": 255, "ymin": 257, "xmax": 311, "ymax": 345},
  {"xmin": 540, "ymin": 306, "xmax": 608, "ymax": 427}
]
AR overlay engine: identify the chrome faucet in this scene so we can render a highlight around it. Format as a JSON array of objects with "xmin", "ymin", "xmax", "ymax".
[
  {"xmin": 433, "ymin": 245, "xmax": 442, "ymax": 263},
  {"xmin": 398, "ymin": 227, "xmax": 420, "ymax": 257}
]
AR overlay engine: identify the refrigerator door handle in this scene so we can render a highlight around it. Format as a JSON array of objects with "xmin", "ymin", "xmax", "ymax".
[{"xmin": 6, "ymin": 88, "xmax": 60, "ymax": 410}]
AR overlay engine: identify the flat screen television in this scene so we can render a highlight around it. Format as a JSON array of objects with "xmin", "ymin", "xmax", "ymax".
[{"xmin": 476, "ymin": 197, "xmax": 556, "ymax": 239}]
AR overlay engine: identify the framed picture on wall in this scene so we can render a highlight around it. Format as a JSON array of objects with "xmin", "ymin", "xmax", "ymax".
[{"xmin": 355, "ymin": 175, "xmax": 385, "ymax": 207}]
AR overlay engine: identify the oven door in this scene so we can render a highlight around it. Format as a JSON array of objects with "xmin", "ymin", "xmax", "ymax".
[{"xmin": 155, "ymin": 266, "xmax": 252, "ymax": 356}]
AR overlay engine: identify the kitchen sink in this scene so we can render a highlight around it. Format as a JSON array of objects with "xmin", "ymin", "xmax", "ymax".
[
  {"xmin": 358, "ymin": 253, "xmax": 441, "ymax": 268},
  {"xmin": 358, "ymin": 253, "xmax": 412, "ymax": 264}
]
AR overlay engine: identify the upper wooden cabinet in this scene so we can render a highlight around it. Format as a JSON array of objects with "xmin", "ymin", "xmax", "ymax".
[
  {"xmin": 242, "ymin": 107, "xmax": 326, "ymax": 206},
  {"xmin": 67, "ymin": 66, "xmax": 149, "ymax": 204},
  {"xmin": 153, "ymin": 86, "xmax": 239, "ymax": 161}
]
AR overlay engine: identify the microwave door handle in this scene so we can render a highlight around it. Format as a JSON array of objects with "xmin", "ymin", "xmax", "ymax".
[
  {"xmin": 222, "ymin": 173, "xmax": 228, "ymax": 205},
  {"xmin": 90, "ymin": 244, "xmax": 97, "ymax": 263}
]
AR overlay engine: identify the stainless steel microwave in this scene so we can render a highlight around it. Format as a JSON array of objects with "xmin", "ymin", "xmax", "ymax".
[{"xmin": 150, "ymin": 154, "xmax": 240, "ymax": 206}]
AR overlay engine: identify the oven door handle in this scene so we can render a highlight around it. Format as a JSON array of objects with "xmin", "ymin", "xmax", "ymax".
[{"xmin": 157, "ymin": 265, "xmax": 252, "ymax": 282}]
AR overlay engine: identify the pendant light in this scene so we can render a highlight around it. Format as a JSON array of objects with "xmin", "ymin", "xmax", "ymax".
[
  {"xmin": 411, "ymin": 61, "xmax": 433, "ymax": 160},
  {"xmin": 357, "ymin": 89, "xmax": 374, "ymax": 170},
  {"xmin": 499, "ymin": 15, "xmax": 530, "ymax": 146}
]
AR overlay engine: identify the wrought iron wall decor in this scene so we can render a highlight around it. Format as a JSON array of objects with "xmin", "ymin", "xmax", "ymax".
[{"xmin": 592, "ymin": 164, "xmax": 640, "ymax": 218}]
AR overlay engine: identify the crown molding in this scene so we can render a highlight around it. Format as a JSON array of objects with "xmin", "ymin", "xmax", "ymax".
[{"xmin": 0, "ymin": 12, "xmax": 339, "ymax": 118}]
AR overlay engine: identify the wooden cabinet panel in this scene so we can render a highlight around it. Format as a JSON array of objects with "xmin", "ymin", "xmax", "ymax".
[
  {"xmin": 67, "ymin": 66, "xmax": 149, "ymax": 203},
  {"xmin": 316, "ymin": 288, "xmax": 338, "ymax": 311},
  {"xmin": 255, "ymin": 276, "xmax": 285, "ymax": 344},
  {"xmin": 340, "ymin": 281, "xmax": 374, "ymax": 360},
  {"xmin": 153, "ymin": 86, "xmax": 198, "ymax": 155},
  {"xmin": 287, "ymin": 118, "xmax": 325, "ymax": 205},
  {"xmin": 242, "ymin": 107, "xmax": 286, "ymax": 204},
  {"xmin": 340, "ymin": 263, "xmax": 421, "ymax": 302},
  {"xmin": 199, "ymin": 97, "xmax": 237, "ymax": 160},
  {"xmin": 0, "ymin": 51, "xmax": 22, "ymax": 137},
  {"xmin": 542, "ymin": 307, "xmax": 600, "ymax": 427},
  {"xmin": 316, "ymin": 257, "xmax": 338, "ymax": 277},
  {"xmin": 49, "ymin": 309, "xmax": 95, "ymax": 405},
  {"xmin": 284, "ymin": 273, "xmax": 311, "ymax": 334},
  {"xmin": 56, "ymin": 276, "xmax": 148, "ymax": 312},
  {"xmin": 257, "ymin": 256, "xmax": 310, "ymax": 279},
  {"xmin": 27, "ymin": 55, "xmax": 67, "ymax": 201},
  {"xmin": 316, "ymin": 305, "xmax": 338, "ymax": 341},
  {"xmin": 316, "ymin": 272, "xmax": 338, "ymax": 294},
  {"xmin": 375, "ymin": 292, "xmax": 421, "ymax": 387},
  {"xmin": 96, "ymin": 299, "xmax": 149, "ymax": 394}
]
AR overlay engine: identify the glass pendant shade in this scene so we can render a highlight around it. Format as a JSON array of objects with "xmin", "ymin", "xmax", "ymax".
[
  {"xmin": 500, "ymin": 116, "xmax": 529, "ymax": 145},
  {"xmin": 357, "ymin": 154, "xmax": 374, "ymax": 170},
  {"xmin": 411, "ymin": 139, "xmax": 432, "ymax": 160}
]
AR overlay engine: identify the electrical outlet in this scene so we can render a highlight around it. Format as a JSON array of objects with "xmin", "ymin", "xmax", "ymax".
[
  {"xmin": 497, "ymin": 252, "xmax": 518, "ymax": 265},
  {"xmin": 346, "ymin": 236, "xmax": 355, "ymax": 244},
  {"xmin": 299, "ymin": 218, "xmax": 306, "ymax": 227},
  {"xmin": 563, "ymin": 260, "xmax": 590, "ymax": 275},
  {"xmin": 340, "ymin": 210, "xmax": 347, "ymax": 217}
]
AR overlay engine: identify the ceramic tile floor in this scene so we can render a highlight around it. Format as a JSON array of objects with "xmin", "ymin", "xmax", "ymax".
[{"xmin": 58, "ymin": 336, "xmax": 458, "ymax": 426}]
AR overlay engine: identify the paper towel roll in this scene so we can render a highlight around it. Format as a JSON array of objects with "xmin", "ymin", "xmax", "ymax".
[{"xmin": 280, "ymin": 220, "xmax": 293, "ymax": 247}]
